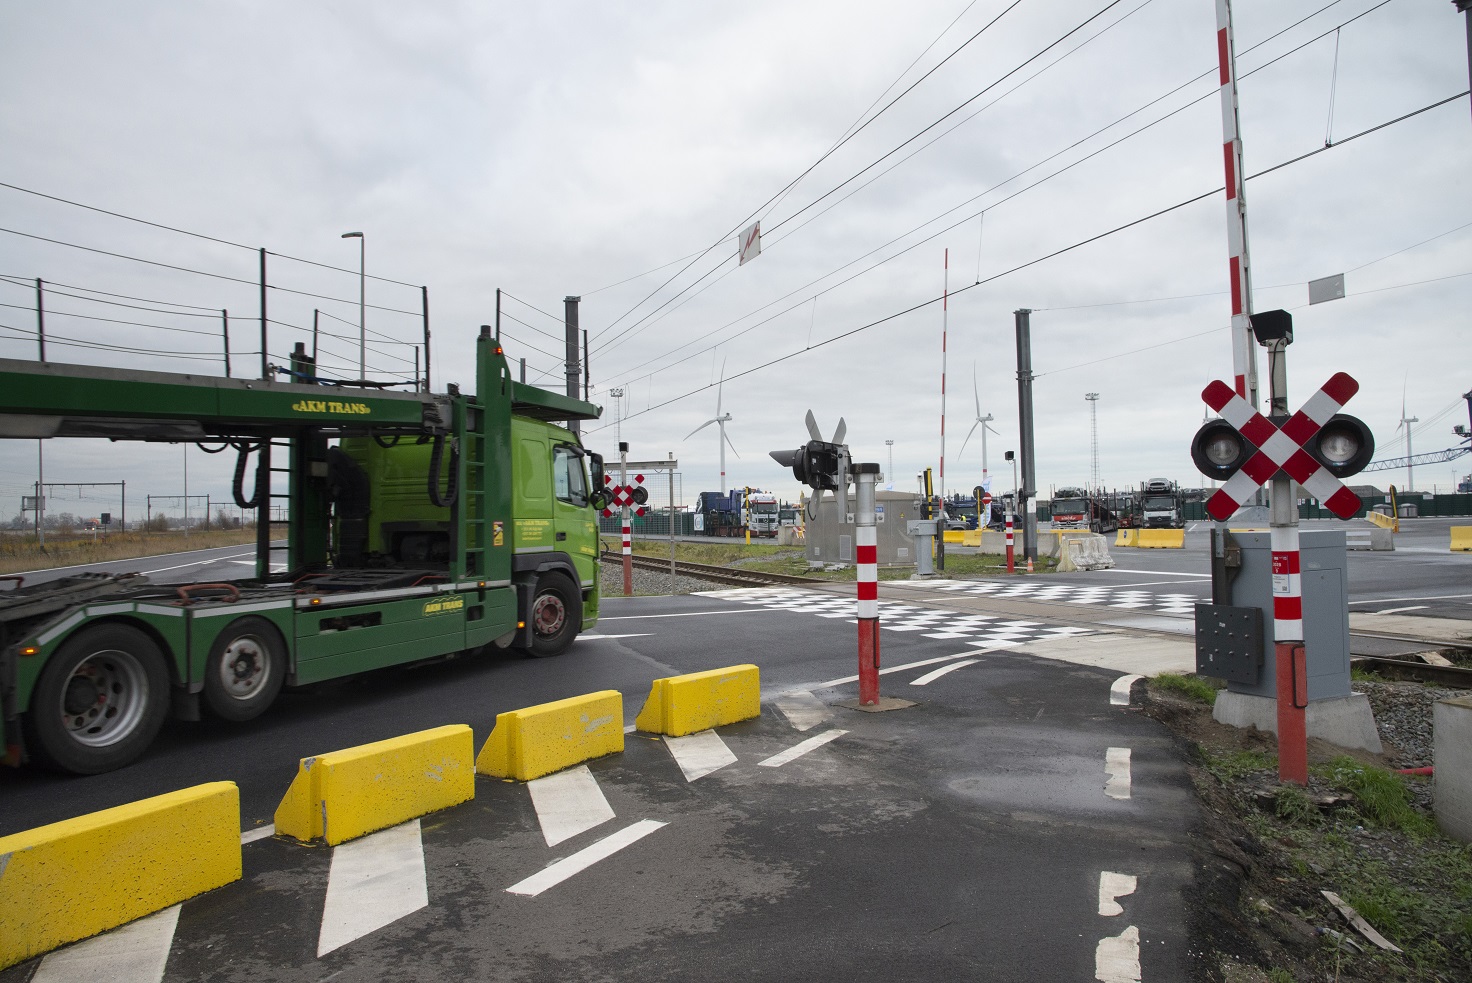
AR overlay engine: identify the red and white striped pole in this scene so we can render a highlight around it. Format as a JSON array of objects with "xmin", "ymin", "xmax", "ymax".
[
  {"xmin": 855, "ymin": 464, "xmax": 881, "ymax": 706},
  {"xmin": 620, "ymin": 442, "xmax": 633, "ymax": 597},
  {"xmin": 1005, "ymin": 509, "xmax": 1015, "ymax": 574},
  {"xmin": 1216, "ymin": 0, "xmax": 1260, "ymax": 409}
]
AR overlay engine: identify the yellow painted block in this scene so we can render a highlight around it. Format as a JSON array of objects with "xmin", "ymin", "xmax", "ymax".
[
  {"xmin": 1114, "ymin": 529, "xmax": 1139, "ymax": 547},
  {"xmin": 273, "ymin": 724, "xmax": 474, "ymax": 846},
  {"xmin": 0, "ymin": 782, "xmax": 240, "ymax": 970},
  {"xmin": 1366, "ymin": 510, "xmax": 1398, "ymax": 532},
  {"xmin": 1135, "ymin": 529, "xmax": 1185, "ymax": 549},
  {"xmin": 941, "ymin": 529, "xmax": 966, "ymax": 544},
  {"xmin": 476, "ymin": 690, "xmax": 624, "ymax": 781},
  {"xmin": 1452, "ymin": 526, "xmax": 1472, "ymax": 552},
  {"xmin": 635, "ymin": 664, "xmax": 760, "ymax": 737},
  {"xmin": 960, "ymin": 529, "xmax": 982, "ymax": 548}
]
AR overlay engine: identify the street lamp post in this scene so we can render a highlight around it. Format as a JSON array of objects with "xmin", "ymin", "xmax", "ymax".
[{"xmin": 341, "ymin": 232, "xmax": 365, "ymax": 379}]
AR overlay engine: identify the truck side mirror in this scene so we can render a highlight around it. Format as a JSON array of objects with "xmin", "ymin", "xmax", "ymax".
[{"xmin": 588, "ymin": 452, "xmax": 609, "ymax": 511}]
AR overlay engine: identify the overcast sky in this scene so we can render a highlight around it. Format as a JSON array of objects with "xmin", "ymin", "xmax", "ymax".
[{"xmin": 0, "ymin": 0, "xmax": 1468, "ymax": 522}]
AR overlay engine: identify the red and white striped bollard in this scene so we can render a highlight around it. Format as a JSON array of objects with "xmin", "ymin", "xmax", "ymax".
[{"xmin": 855, "ymin": 464, "xmax": 881, "ymax": 705}]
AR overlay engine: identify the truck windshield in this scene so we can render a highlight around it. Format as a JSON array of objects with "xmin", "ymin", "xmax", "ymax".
[
  {"xmin": 1053, "ymin": 498, "xmax": 1086, "ymax": 513},
  {"xmin": 752, "ymin": 503, "xmax": 778, "ymax": 513},
  {"xmin": 1144, "ymin": 496, "xmax": 1175, "ymax": 510}
]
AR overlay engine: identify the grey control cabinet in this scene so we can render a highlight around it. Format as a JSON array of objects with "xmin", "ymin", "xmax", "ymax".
[
  {"xmin": 1224, "ymin": 529, "xmax": 1351, "ymax": 702},
  {"xmin": 805, "ymin": 490, "xmax": 919, "ymax": 568}
]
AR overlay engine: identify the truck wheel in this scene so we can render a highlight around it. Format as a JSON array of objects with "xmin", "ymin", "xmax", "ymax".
[
  {"xmin": 203, "ymin": 616, "xmax": 286, "ymax": 722},
  {"xmin": 25, "ymin": 623, "xmax": 169, "ymax": 774},
  {"xmin": 528, "ymin": 573, "xmax": 579, "ymax": 658}
]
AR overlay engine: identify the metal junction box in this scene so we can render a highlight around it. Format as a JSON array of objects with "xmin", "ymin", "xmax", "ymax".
[
  {"xmin": 1220, "ymin": 529, "xmax": 1352, "ymax": 702},
  {"xmin": 805, "ymin": 490, "xmax": 918, "ymax": 568}
]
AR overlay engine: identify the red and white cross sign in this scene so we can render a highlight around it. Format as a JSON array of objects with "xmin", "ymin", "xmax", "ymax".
[
  {"xmin": 1200, "ymin": 371, "xmax": 1362, "ymax": 521},
  {"xmin": 602, "ymin": 474, "xmax": 647, "ymax": 517}
]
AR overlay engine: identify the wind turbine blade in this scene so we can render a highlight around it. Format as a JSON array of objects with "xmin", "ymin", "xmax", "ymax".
[
  {"xmin": 717, "ymin": 359, "xmax": 726, "ymax": 416},
  {"xmin": 832, "ymin": 417, "xmax": 846, "ymax": 445},
  {"xmin": 958, "ymin": 420, "xmax": 980, "ymax": 460},
  {"xmin": 725, "ymin": 430, "xmax": 741, "ymax": 459},
  {"xmin": 685, "ymin": 419, "xmax": 718, "ymax": 439},
  {"xmin": 984, "ymin": 421, "xmax": 1000, "ymax": 436},
  {"xmin": 973, "ymin": 364, "xmax": 981, "ymax": 420},
  {"xmin": 805, "ymin": 409, "xmax": 822, "ymax": 442}
]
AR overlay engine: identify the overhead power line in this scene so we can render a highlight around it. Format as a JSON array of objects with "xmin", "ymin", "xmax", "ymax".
[{"xmin": 584, "ymin": 89, "xmax": 1466, "ymax": 436}]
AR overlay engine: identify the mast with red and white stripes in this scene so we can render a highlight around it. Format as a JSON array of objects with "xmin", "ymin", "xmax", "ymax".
[{"xmin": 1216, "ymin": 0, "xmax": 1260, "ymax": 408}]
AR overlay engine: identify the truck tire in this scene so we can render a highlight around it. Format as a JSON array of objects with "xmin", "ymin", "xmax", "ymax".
[
  {"xmin": 25, "ymin": 623, "xmax": 170, "ymax": 774},
  {"xmin": 528, "ymin": 572, "xmax": 579, "ymax": 658},
  {"xmin": 203, "ymin": 616, "xmax": 287, "ymax": 722}
]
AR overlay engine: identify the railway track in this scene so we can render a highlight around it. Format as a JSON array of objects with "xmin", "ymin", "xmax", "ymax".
[{"xmin": 602, "ymin": 551, "xmax": 832, "ymax": 588}]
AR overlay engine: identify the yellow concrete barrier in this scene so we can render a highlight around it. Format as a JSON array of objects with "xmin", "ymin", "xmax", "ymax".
[
  {"xmin": 0, "ymin": 782, "xmax": 240, "ymax": 970},
  {"xmin": 635, "ymin": 664, "xmax": 760, "ymax": 736},
  {"xmin": 1366, "ymin": 510, "xmax": 1399, "ymax": 533},
  {"xmin": 961, "ymin": 529, "xmax": 982, "ymax": 547},
  {"xmin": 1452, "ymin": 526, "xmax": 1472, "ymax": 552},
  {"xmin": 275, "ymin": 724, "xmax": 473, "ymax": 846},
  {"xmin": 1135, "ymin": 528, "xmax": 1185, "ymax": 549},
  {"xmin": 942, "ymin": 529, "xmax": 966, "ymax": 544},
  {"xmin": 1115, "ymin": 529, "xmax": 1139, "ymax": 547},
  {"xmin": 476, "ymin": 690, "xmax": 623, "ymax": 781}
]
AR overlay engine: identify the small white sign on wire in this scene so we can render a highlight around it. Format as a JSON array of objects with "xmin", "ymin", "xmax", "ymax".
[{"xmin": 738, "ymin": 221, "xmax": 761, "ymax": 266}]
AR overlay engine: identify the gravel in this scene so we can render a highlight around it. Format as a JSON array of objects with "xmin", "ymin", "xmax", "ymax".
[
  {"xmin": 598, "ymin": 559, "xmax": 723, "ymax": 596},
  {"xmin": 1352, "ymin": 678, "xmax": 1461, "ymax": 770}
]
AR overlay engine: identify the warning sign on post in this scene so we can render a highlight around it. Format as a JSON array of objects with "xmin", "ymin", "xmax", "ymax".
[{"xmin": 738, "ymin": 221, "xmax": 761, "ymax": 266}]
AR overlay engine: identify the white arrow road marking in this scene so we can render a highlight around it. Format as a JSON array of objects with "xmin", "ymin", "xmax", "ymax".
[
  {"xmin": 1370, "ymin": 605, "xmax": 1428, "ymax": 615},
  {"xmin": 1105, "ymin": 748, "xmax": 1132, "ymax": 800},
  {"xmin": 506, "ymin": 819, "xmax": 668, "ymax": 897},
  {"xmin": 1098, "ymin": 871, "xmax": 1138, "ymax": 916},
  {"xmin": 32, "ymin": 905, "xmax": 180, "ymax": 983},
  {"xmin": 816, "ymin": 651, "xmax": 975, "ymax": 688},
  {"xmin": 1110, "ymin": 674, "xmax": 1144, "ymax": 706},
  {"xmin": 1095, "ymin": 924, "xmax": 1142, "ymax": 982},
  {"xmin": 774, "ymin": 691, "xmax": 830, "ymax": 731},
  {"xmin": 317, "ymin": 819, "xmax": 428, "ymax": 957},
  {"xmin": 528, "ymin": 765, "xmax": 616, "ymax": 847},
  {"xmin": 910, "ymin": 658, "xmax": 980, "ymax": 686},
  {"xmin": 758, "ymin": 729, "xmax": 847, "ymax": 768},
  {"xmin": 664, "ymin": 730, "xmax": 737, "ymax": 781}
]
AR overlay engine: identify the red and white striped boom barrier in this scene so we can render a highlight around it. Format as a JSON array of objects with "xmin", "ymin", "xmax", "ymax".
[{"xmin": 1216, "ymin": 0, "xmax": 1259, "ymax": 406}]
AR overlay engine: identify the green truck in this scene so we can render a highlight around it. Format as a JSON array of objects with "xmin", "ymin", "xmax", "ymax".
[{"xmin": 0, "ymin": 327, "xmax": 607, "ymax": 774}]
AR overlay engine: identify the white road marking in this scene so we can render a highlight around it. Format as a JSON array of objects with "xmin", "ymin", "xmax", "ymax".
[
  {"xmin": 1098, "ymin": 871, "xmax": 1138, "ymax": 916},
  {"xmin": 1103, "ymin": 568, "xmax": 1209, "ymax": 578},
  {"xmin": 317, "ymin": 819, "xmax": 428, "ymax": 957},
  {"xmin": 527, "ymin": 765, "xmax": 616, "ymax": 847},
  {"xmin": 1094, "ymin": 924, "xmax": 1142, "ymax": 982},
  {"xmin": 33, "ymin": 904, "xmax": 180, "ymax": 983},
  {"xmin": 816, "ymin": 651, "xmax": 977, "ymax": 688},
  {"xmin": 664, "ymin": 730, "xmax": 737, "ymax": 781},
  {"xmin": 598, "ymin": 609, "xmax": 772, "ymax": 620},
  {"xmin": 1370, "ymin": 605, "xmax": 1429, "ymax": 615},
  {"xmin": 574, "ymin": 633, "xmax": 655, "ymax": 641},
  {"xmin": 757, "ymin": 729, "xmax": 847, "ymax": 767},
  {"xmin": 505, "ymin": 819, "xmax": 667, "ymax": 897},
  {"xmin": 241, "ymin": 823, "xmax": 275, "ymax": 844},
  {"xmin": 142, "ymin": 558, "xmax": 228, "ymax": 574},
  {"xmin": 1348, "ymin": 592, "xmax": 1472, "ymax": 604},
  {"xmin": 1105, "ymin": 747, "xmax": 1132, "ymax": 800},
  {"xmin": 910, "ymin": 658, "xmax": 980, "ymax": 686},
  {"xmin": 1110, "ymin": 675, "xmax": 1144, "ymax": 706},
  {"xmin": 774, "ymin": 691, "xmax": 831, "ymax": 731}
]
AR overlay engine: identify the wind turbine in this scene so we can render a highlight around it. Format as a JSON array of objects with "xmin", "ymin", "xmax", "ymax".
[
  {"xmin": 956, "ymin": 366, "xmax": 999, "ymax": 482},
  {"xmin": 1396, "ymin": 382, "xmax": 1418, "ymax": 492},
  {"xmin": 685, "ymin": 364, "xmax": 738, "ymax": 491}
]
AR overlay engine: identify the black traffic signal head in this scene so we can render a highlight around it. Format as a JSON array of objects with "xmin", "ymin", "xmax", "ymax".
[
  {"xmin": 770, "ymin": 439, "xmax": 841, "ymax": 490},
  {"xmin": 1249, "ymin": 309, "xmax": 1293, "ymax": 346}
]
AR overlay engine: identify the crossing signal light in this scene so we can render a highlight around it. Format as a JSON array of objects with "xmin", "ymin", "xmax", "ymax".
[
  {"xmin": 1190, "ymin": 414, "xmax": 1374, "ymax": 482},
  {"xmin": 770, "ymin": 440, "xmax": 841, "ymax": 490},
  {"xmin": 1190, "ymin": 419, "xmax": 1253, "ymax": 481}
]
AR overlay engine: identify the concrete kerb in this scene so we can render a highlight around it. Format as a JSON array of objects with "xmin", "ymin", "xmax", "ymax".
[
  {"xmin": 636, "ymin": 664, "xmax": 761, "ymax": 736},
  {"xmin": 0, "ymin": 782, "xmax": 242, "ymax": 970},
  {"xmin": 1433, "ymin": 695, "xmax": 1472, "ymax": 842},
  {"xmin": 476, "ymin": 690, "xmax": 624, "ymax": 781},
  {"xmin": 274, "ymin": 724, "xmax": 475, "ymax": 846}
]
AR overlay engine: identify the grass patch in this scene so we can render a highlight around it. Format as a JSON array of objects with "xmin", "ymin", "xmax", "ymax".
[
  {"xmin": 1323, "ymin": 756, "xmax": 1438, "ymax": 837},
  {"xmin": 0, "ymin": 529, "xmax": 260, "ymax": 575},
  {"xmin": 1203, "ymin": 748, "xmax": 1277, "ymax": 782},
  {"xmin": 1272, "ymin": 785, "xmax": 1321, "ymax": 825},
  {"xmin": 1151, "ymin": 672, "xmax": 1219, "ymax": 705}
]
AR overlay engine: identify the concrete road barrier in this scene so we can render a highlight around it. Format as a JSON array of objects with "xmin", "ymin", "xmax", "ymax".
[
  {"xmin": 942, "ymin": 529, "xmax": 967, "ymax": 544},
  {"xmin": 1058, "ymin": 533, "xmax": 1114, "ymax": 572},
  {"xmin": 0, "ymin": 782, "xmax": 241, "ymax": 970},
  {"xmin": 1366, "ymin": 509, "xmax": 1399, "ymax": 532},
  {"xmin": 1114, "ymin": 529, "xmax": 1139, "ymax": 547},
  {"xmin": 636, "ymin": 664, "xmax": 760, "ymax": 736},
  {"xmin": 1452, "ymin": 526, "xmax": 1472, "ymax": 552},
  {"xmin": 476, "ymin": 690, "xmax": 624, "ymax": 781},
  {"xmin": 275, "ymin": 724, "xmax": 474, "ymax": 846},
  {"xmin": 1135, "ymin": 529, "xmax": 1185, "ymax": 549},
  {"xmin": 1346, "ymin": 527, "xmax": 1394, "ymax": 551}
]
